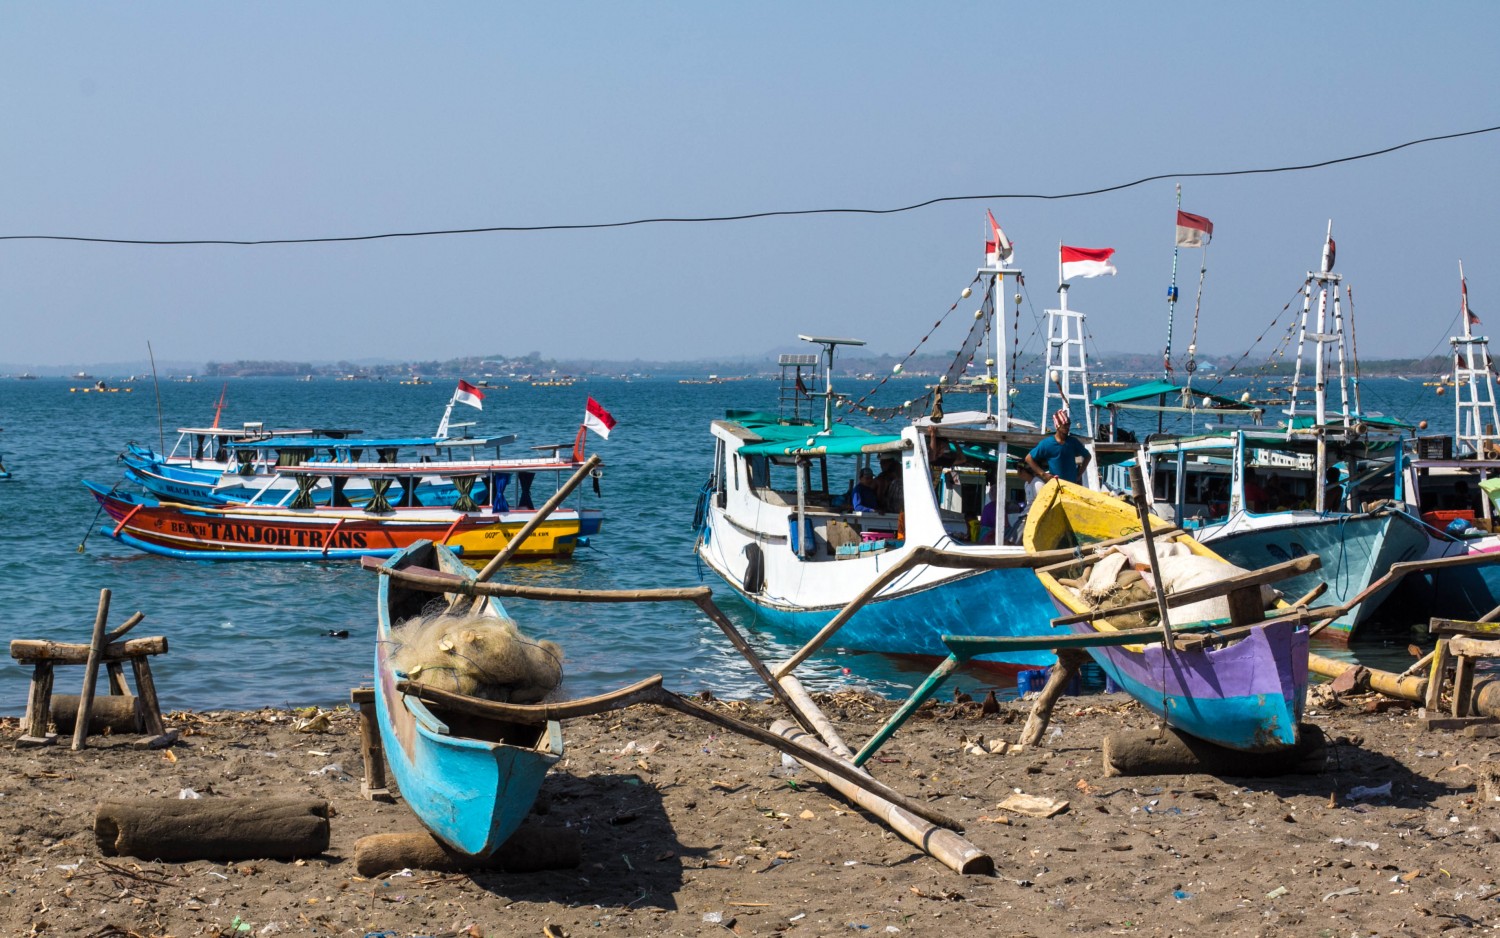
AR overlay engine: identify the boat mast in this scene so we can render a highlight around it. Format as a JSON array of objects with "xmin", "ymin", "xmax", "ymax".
[
  {"xmin": 798, "ymin": 335, "xmax": 865, "ymax": 434},
  {"xmin": 1287, "ymin": 222, "xmax": 1343, "ymax": 512},
  {"xmin": 1453, "ymin": 261, "xmax": 1500, "ymax": 456},
  {"xmin": 980, "ymin": 226, "xmax": 1019, "ymax": 429},
  {"xmin": 1163, "ymin": 183, "xmax": 1182, "ymax": 381},
  {"xmin": 1042, "ymin": 284, "xmax": 1099, "ymax": 488}
]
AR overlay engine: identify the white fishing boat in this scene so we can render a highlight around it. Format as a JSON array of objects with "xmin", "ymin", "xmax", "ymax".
[{"xmin": 694, "ymin": 218, "xmax": 1130, "ymax": 665}]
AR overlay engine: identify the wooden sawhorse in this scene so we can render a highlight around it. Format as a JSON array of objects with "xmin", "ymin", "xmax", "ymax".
[
  {"xmin": 10, "ymin": 635, "xmax": 171, "ymax": 747},
  {"xmin": 1425, "ymin": 617, "xmax": 1500, "ymax": 731}
]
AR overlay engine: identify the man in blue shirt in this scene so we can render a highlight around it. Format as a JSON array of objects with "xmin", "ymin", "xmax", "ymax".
[
  {"xmin": 1025, "ymin": 410, "xmax": 1091, "ymax": 485},
  {"xmin": 850, "ymin": 468, "xmax": 880, "ymax": 512}
]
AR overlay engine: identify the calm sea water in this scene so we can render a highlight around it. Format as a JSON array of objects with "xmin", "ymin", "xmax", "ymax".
[{"xmin": 0, "ymin": 373, "xmax": 1456, "ymax": 715}]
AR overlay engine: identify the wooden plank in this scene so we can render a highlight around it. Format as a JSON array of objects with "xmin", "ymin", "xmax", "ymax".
[
  {"xmin": 131, "ymin": 658, "xmax": 167, "ymax": 738},
  {"xmin": 942, "ymin": 626, "xmax": 1199, "ymax": 658},
  {"xmin": 1454, "ymin": 654, "xmax": 1477, "ymax": 718},
  {"xmin": 1426, "ymin": 639, "xmax": 1451, "ymax": 712},
  {"xmin": 1171, "ymin": 608, "xmax": 1320, "ymax": 653},
  {"xmin": 22, "ymin": 661, "xmax": 55, "ymax": 742},
  {"xmin": 398, "ymin": 674, "xmax": 666, "ymax": 724},
  {"xmin": 1430, "ymin": 617, "xmax": 1500, "ymax": 636},
  {"xmin": 1033, "ymin": 527, "xmax": 1185, "ymax": 576},
  {"xmin": 10, "ymin": 636, "xmax": 168, "ymax": 664},
  {"xmin": 1448, "ymin": 635, "xmax": 1500, "ymax": 658},
  {"xmin": 1225, "ymin": 586, "xmax": 1266, "ymax": 628},
  {"xmin": 350, "ymin": 686, "xmax": 390, "ymax": 802},
  {"xmin": 1049, "ymin": 553, "xmax": 1322, "ymax": 626},
  {"xmin": 1423, "ymin": 714, "xmax": 1498, "ymax": 732}
]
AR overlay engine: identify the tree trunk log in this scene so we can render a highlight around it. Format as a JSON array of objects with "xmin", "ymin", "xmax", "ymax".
[
  {"xmin": 95, "ymin": 798, "xmax": 329, "ymax": 861},
  {"xmin": 50, "ymin": 694, "xmax": 142, "ymax": 734},
  {"xmin": 1019, "ymin": 648, "xmax": 1089, "ymax": 747},
  {"xmin": 354, "ymin": 824, "xmax": 581, "ymax": 877},
  {"xmin": 1102, "ymin": 723, "xmax": 1326, "ymax": 777}
]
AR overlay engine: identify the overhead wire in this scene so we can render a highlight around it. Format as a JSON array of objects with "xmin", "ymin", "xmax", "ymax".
[{"xmin": 0, "ymin": 125, "xmax": 1496, "ymax": 247}]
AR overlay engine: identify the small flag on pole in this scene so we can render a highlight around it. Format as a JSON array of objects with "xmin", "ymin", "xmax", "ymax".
[
  {"xmin": 1174, "ymin": 210, "xmax": 1213, "ymax": 248},
  {"xmin": 1060, "ymin": 245, "xmax": 1117, "ymax": 280},
  {"xmin": 1464, "ymin": 274, "xmax": 1481, "ymax": 327},
  {"xmin": 984, "ymin": 210, "xmax": 1013, "ymax": 266},
  {"xmin": 453, "ymin": 379, "xmax": 484, "ymax": 410},
  {"xmin": 583, "ymin": 397, "xmax": 617, "ymax": 439}
]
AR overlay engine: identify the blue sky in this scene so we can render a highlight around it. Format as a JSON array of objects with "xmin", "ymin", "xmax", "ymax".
[{"xmin": 2, "ymin": 3, "xmax": 1497, "ymax": 368}]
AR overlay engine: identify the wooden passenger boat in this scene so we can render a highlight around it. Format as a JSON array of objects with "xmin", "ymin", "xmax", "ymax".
[
  {"xmin": 1023, "ymin": 479, "xmax": 1310, "ymax": 752},
  {"xmin": 81, "ymin": 476, "xmax": 583, "ymax": 561},
  {"xmin": 376, "ymin": 541, "xmax": 561, "ymax": 856}
]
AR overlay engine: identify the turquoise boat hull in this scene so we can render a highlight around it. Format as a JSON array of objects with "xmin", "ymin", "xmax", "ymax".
[
  {"xmin": 727, "ymin": 565, "xmax": 1057, "ymax": 667},
  {"xmin": 1201, "ymin": 511, "xmax": 1430, "ymax": 640},
  {"xmin": 376, "ymin": 541, "xmax": 562, "ymax": 857}
]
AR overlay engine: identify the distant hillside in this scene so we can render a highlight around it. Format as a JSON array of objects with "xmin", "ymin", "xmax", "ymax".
[{"xmin": 6, "ymin": 349, "xmax": 1456, "ymax": 380}]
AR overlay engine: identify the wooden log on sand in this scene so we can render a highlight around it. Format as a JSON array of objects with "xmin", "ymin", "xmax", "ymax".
[
  {"xmin": 49, "ymin": 693, "xmax": 142, "ymax": 734},
  {"xmin": 1308, "ymin": 652, "xmax": 1427, "ymax": 702},
  {"xmin": 95, "ymin": 798, "xmax": 329, "ymax": 861},
  {"xmin": 1102, "ymin": 724, "xmax": 1327, "ymax": 778},
  {"xmin": 354, "ymin": 825, "xmax": 581, "ymax": 877}
]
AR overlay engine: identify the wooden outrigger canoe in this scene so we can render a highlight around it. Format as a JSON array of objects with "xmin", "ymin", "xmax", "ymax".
[
  {"xmin": 1023, "ymin": 479, "xmax": 1310, "ymax": 752},
  {"xmin": 375, "ymin": 540, "xmax": 563, "ymax": 857}
]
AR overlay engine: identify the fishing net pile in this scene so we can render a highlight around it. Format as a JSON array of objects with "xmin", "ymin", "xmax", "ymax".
[
  {"xmin": 390, "ymin": 612, "xmax": 563, "ymax": 703},
  {"xmin": 1057, "ymin": 537, "xmax": 1280, "ymax": 628}
]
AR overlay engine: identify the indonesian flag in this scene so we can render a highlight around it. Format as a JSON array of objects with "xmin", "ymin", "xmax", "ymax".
[
  {"xmin": 453, "ymin": 379, "xmax": 484, "ymax": 410},
  {"xmin": 1174, "ymin": 210, "xmax": 1213, "ymax": 248},
  {"xmin": 1323, "ymin": 236, "xmax": 1337, "ymax": 273},
  {"xmin": 1464, "ymin": 274, "xmax": 1481, "ymax": 327},
  {"xmin": 583, "ymin": 396, "xmax": 617, "ymax": 439},
  {"xmin": 984, "ymin": 210, "xmax": 1013, "ymax": 266},
  {"xmin": 1060, "ymin": 245, "xmax": 1117, "ymax": 280}
]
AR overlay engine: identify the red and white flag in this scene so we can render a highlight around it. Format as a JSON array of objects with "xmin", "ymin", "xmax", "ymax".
[
  {"xmin": 1174, "ymin": 210, "xmax": 1213, "ymax": 248},
  {"xmin": 453, "ymin": 379, "xmax": 484, "ymax": 410},
  {"xmin": 984, "ymin": 210, "xmax": 1013, "ymax": 266},
  {"xmin": 1060, "ymin": 245, "xmax": 1117, "ymax": 280},
  {"xmin": 583, "ymin": 397, "xmax": 617, "ymax": 439}
]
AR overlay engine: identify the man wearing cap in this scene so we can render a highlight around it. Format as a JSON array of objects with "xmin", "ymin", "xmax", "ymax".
[{"xmin": 1025, "ymin": 410, "xmax": 1091, "ymax": 485}]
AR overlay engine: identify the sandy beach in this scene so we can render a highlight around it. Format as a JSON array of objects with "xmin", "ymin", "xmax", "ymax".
[{"xmin": 3, "ymin": 683, "xmax": 1498, "ymax": 938}]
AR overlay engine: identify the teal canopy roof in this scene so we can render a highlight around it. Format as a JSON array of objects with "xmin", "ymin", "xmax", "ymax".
[
  {"xmin": 1092, "ymin": 380, "xmax": 1253, "ymax": 410},
  {"xmin": 725, "ymin": 411, "xmax": 904, "ymax": 457},
  {"xmin": 1285, "ymin": 412, "xmax": 1413, "ymax": 431}
]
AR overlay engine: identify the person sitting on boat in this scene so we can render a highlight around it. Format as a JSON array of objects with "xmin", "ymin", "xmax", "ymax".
[
  {"xmin": 1025, "ymin": 410, "xmax": 1090, "ymax": 486},
  {"xmin": 850, "ymin": 468, "xmax": 880, "ymax": 513},
  {"xmin": 1003, "ymin": 464, "xmax": 1043, "ymax": 543},
  {"xmin": 874, "ymin": 456, "xmax": 903, "ymax": 513},
  {"xmin": 1324, "ymin": 466, "xmax": 1345, "ymax": 511}
]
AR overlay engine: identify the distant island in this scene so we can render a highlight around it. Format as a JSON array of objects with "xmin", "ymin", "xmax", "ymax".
[
  {"xmin": 196, "ymin": 350, "xmax": 1457, "ymax": 380},
  {"xmin": 2, "ymin": 348, "xmax": 1459, "ymax": 380}
]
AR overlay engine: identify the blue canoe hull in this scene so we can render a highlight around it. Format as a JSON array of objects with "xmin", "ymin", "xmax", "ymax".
[{"xmin": 376, "ymin": 541, "xmax": 561, "ymax": 857}]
